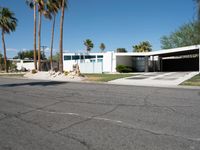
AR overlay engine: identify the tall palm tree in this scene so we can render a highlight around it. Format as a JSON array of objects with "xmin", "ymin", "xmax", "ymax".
[
  {"xmin": 0, "ymin": 8, "xmax": 17, "ymax": 73},
  {"xmin": 84, "ymin": 39, "xmax": 94, "ymax": 53},
  {"xmin": 36, "ymin": 0, "xmax": 46, "ymax": 71},
  {"xmin": 46, "ymin": 0, "xmax": 60, "ymax": 71},
  {"xmin": 26, "ymin": 0, "xmax": 37, "ymax": 70},
  {"xmin": 59, "ymin": 0, "xmax": 67, "ymax": 73}
]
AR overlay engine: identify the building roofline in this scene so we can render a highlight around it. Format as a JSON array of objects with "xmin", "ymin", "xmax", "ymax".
[
  {"xmin": 115, "ymin": 45, "xmax": 200, "ymax": 56},
  {"xmin": 63, "ymin": 45, "xmax": 200, "ymax": 56}
]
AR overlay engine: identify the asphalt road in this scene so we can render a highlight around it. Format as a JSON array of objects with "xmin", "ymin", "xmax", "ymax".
[{"xmin": 0, "ymin": 77, "xmax": 200, "ymax": 150}]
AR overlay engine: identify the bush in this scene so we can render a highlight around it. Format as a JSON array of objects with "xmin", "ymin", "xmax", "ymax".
[
  {"xmin": 31, "ymin": 69, "xmax": 37, "ymax": 74},
  {"xmin": 116, "ymin": 65, "xmax": 133, "ymax": 73},
  {"xmin": 64, "ymin": 71, "xmax": 69, "ymax": 76}
]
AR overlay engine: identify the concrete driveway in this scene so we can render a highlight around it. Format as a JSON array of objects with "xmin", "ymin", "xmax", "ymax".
[{"xmin": 109, "ymin": 72, "xmax": 199, "ymax": 87}]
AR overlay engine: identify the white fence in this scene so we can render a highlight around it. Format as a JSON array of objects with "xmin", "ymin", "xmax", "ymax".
[{"xmin": 79, "ymin": 62, "xmax": 103, "ymax": 73}]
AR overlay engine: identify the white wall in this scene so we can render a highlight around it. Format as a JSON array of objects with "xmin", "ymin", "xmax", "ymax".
[
  {"xmin": 63, "ymin": 60, "xmax": 77, "ymax": 72},
  {"xmin": 79, "ymin": 62, "xmax": 103, "ymax": 73},
  {"xmin": 63, "ymin": 52, "xmax": 113, "ymax": 73},
  {"xmin": 16, "ymin": 60, "xmax": 35, "ymax": 71},
  {"xmin": 102, "ymin": 52, "xmax": 113, "ymax": 73}
]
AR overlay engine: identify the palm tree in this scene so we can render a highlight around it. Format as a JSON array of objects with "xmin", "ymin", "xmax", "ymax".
[
  {"xmin": 84, "ymin": 39, "xmax": 94, "ymax": 53},
  {"xmin": 0, "ymin": 8, "xmax": 17, "ymax": 73},
  {"xmin": 58, "ymin": 0, "xmax": 68, "ymax": 72},
  {"xmin": 116, "ymin": 48, "xmax": 127, "ymax": 53},
  {"xmin": 46, "ymin": 0, "xmax": 60, "ymax": 71},
  {"xmin": 36, "ymin": 0, "xmax": 46, "ymax": 71},
  {"xmin": 26, "ymin": 0, "xmax": 37, "ymax": 70},
  {"xmin": 100, "ymin": 43, "xmax": 105, "ymax": 52},
  {"xmin": 133, "ymin": 41, "xmax": 152, "ymax": 52}
]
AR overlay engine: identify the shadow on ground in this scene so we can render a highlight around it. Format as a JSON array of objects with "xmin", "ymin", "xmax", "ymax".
[{"xmin": 0, "ymin": 81, "xmax": 68, "ymax": 87}]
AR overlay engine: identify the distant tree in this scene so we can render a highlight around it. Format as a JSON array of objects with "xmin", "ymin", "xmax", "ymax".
[
  {"xmin": 13, "ymin": 50, "xmax": 46, "ymax": 60},
  {"xmin": 116, "ymin": 48, "xmax": 127, "ymax": 53},
  {"xmin": 133, "ymin": 41, "xmax": 152, "ymax": 52},
  {"xmin": 84, "ymin": 39, "xmax": 94, "ymax": 52},
  {"xmin": 161, "ymin": 21, "xmax": 200, "ymax": 49},
  {"xmin": 99, "ymin": 43, "xmax": 106, "ymax": 52},
  {"xmin": 0, "ymin": 8, "xmax": 17, "ymax": 72},
  {"xmin": 51, "ymin": 52, "xmax": 59, "ymax": 62}
]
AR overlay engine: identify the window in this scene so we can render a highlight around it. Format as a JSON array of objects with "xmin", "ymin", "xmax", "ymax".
[
  {"xmin": 97, "ymin": 55, "xmax": 103, "ymax": 58},
  {"xmin": 80, "ymin": 55, "xmax": 84, "ymax": 59},
  {"xmin": 85, "ymin": 55, "xmax": 96, "ymax": 59},
  {"xmin": 72, "ymin": 55, "xmax": 80, "ymax": 60},
  {"xmin": 97, "ymin": 59, "xmax": 103, "ymax": 63},
  {"xmin": 64, "ymin": 56, "xmax": 71, "ymax": 60},
  {"xmin": 90, "ymin": 59, "xmax": 96, "ymax": 63}
]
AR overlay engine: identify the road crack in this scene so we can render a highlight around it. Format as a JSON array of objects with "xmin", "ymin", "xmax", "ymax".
[{"xmin": 55, "ymin": 104, "xmax": 120, "ymax": 133}]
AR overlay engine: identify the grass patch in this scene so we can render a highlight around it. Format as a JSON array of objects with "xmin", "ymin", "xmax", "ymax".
[
  {"xmin": 181, "ymin": 74, "xmax": 200, "ymax": 86},
  {"xmin": 84, "ymin": 73, "xmax": 134, "ymax": 82}
]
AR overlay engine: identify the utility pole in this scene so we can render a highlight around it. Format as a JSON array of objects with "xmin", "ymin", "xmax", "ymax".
[{"xmin": 40, "ymin": 45, "xmax": 47, "ymax": 60}]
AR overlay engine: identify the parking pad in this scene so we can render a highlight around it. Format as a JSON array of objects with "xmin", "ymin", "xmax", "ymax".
[
  {"xmin": 154, "ymin": 77, "xmax": 177, "ymax": 80},
  {"xmin": 110, "ymin": 72, "xmax": 199, "ymax": 87}
]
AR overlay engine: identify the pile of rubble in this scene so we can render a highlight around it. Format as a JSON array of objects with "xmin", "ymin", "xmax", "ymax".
[{"xmin": 24, "ymin": 64, "xmax": 85, "ymax": 82}]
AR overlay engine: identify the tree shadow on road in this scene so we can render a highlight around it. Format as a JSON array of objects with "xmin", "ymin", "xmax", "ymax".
[{"xmin": 0, "ymin": 81, "xmax": 68, "ymax": 87}]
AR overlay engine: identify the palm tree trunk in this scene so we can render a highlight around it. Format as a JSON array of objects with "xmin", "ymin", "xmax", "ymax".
[
  {"xmin": 1, "ymin": 31, "xmax": 7, "ymax": 73},
  {"xmin": 33, "ymin": 2, "xmax": 37, "ymax": 70},
  {"xmin": 38, "ymin": 11, "xmax": 42, "ymax": 71},
  {"xmin": 50, "ymin": 15, "xmax": 56, "ymax": 71},
  {"xmin": 59, "ymin": 0, "xmax": 65, "ymax": 73}
]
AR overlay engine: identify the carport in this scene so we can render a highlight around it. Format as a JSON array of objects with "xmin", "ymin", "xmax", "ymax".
[
  {"xmin": 114, "ymin": 45, "xmax": 200, "ymax": 72},
  {"xmin": 149, "ymin": 45, "xmax": 200, "ymax": 72}
]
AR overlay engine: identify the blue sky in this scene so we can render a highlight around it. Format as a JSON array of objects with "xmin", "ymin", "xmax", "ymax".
[{"xmin": 0, "ymin": 0, "xmax": 197, "ymax": 58}]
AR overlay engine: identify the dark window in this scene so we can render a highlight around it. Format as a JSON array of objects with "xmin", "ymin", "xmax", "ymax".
[
  {"xmin": 85, "ymin": 55, "xmax": 96, "ymax": 59},
  {"xmin": 64, "ymin": 56, "xmax": 71, "ymax": 60},
  {"xmin": 97, "ymin": 55, "xmax": 103, "ymax": 58},
  {"xmin": 90, "ymin": 60, "xmax": 95, "ymax": 63},
  {"xmin": 80, "ymin": 55, "xmax": 84, "ymax": 59},
  {"xmin": 72, "ymin": 55, "xmax": 80, "ymax": 60}
]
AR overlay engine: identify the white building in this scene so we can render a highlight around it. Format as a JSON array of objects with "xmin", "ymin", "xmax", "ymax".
[
  {"xmin": 64, "ymin": 45, "xmax": 200, "ymax": 73},
  {"xmin": 63, "ymin": 52, "xmax": 115, "ymax": 73}
]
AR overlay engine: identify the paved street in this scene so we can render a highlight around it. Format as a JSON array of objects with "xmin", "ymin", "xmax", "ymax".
[{"xmin": 0, "ymin": 77, "xmax": 200, "ymax": 150}]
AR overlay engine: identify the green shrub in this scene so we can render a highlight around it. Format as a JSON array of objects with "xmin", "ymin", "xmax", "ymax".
[
  {"xmin": 64, "ymin": 71, "xmax": 69, "ymax": 76},
  {"xmin": 32, "ymin": 69, "xmax": 37, "ymax": 74},
  {"xmin": 116, "ymin": 65, "xmax": 133, "ymax": 73}
]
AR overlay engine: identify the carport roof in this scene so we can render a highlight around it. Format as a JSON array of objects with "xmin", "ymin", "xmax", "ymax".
[{"xmin": 115, "ymin": 45, "xmax": 200, "ymax": 57}]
